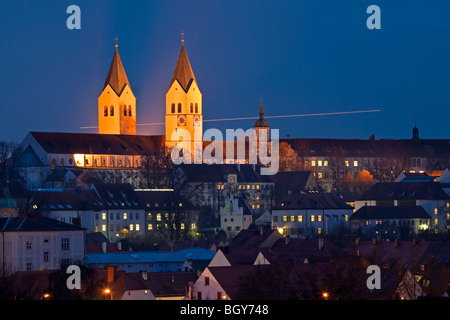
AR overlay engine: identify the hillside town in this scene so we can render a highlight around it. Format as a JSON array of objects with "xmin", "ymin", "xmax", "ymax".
[{"xmin": 0, "ymin": 37, "xmax": 449, "ymax": 301}]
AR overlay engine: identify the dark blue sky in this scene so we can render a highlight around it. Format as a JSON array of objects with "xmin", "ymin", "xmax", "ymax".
[{"xmin": 1, "ymin": 0, "xmax": 449, "ymax": 143}]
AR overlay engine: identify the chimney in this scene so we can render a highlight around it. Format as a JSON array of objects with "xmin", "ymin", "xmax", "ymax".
[
  {"xmin": 318, "ymin": 237, "xmax": 324, "ymax": 251},
  {"xmin": 72, "ymin": 217, "xmax": 81, "ymax": 227},
  {"xmin": 107, "ymin": 266, "xmax": 115, "ymax": 283},
  {"xmin": 285, "ymin": 235, "xmax": 291, "ymax": 246},
  {"xmin": 372, "ymin": 238, "xmax": 377, "ymax": 245},
  {"xmin": 102, "ymin": 242, "xmax": 107, "ymax": 253},
  {"xmin": 141, "ymin": 270, "xmax": 148, "ymax": 280}
]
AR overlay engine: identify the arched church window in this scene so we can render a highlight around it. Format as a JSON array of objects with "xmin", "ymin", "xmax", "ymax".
[
  {"xmin": 171, "ymin": 103, "xmax": 175, "ymax": 113},
  {"xmin": 124, "ymin": 106, "xmax": 127, "ymax": 116},
  {"xmin": 195, "ymin": 103, "xmax": 198, "ymax": 113},
  {"xmin": 110, "ymin": 106, "xmax": 114, "ymax": 116},
  {"xmin": 60, "ymin": 158, "xmax": 64, "ymax": 167},
  {"xmin": 190, "ymin": 103, "xmax": 193, "ymax": 113},
  {"xmin": 128, "ymin": 105, "xmax": 132, "ymax": 116},
  {"xmin": 135, "ymin": 159, "xmax": 139, "ymax": 167},
  {"xmin": 110, "ymin": 158, "xmax": 115, "ymax": 167},
  {"xmin": 51, "ymin": 158, "xmax": 56, "ymax": 170},
  {"xmin": 102, "ymin": 159, "xmax": 106, "ymax": 167},
  {"xmin": 178, "ymin": 103, "xmax": 182, "ymax": 113},
  {"xmin": 104, "ymin": 106, "xmax": 108, "ymax": 117}
]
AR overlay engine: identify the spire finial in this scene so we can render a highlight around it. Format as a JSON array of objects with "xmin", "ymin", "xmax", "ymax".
[
  {"xmin": 180, "ymin": 30, "xmax": 185, "ymax": 46},
  {"xmin": 114, "ymin": 36, "xmax": 119, "ymax": 48},
  {"xmin": 259, "ymin": 96, "xmax": 264, "ymax": 119}
]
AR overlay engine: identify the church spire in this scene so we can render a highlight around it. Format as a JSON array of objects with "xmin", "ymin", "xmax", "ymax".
[
  {"xmin": 254, "ymin": 96, "xmax": 269, "ymax": 128},
  {"xmin": 170, "ymin": 39, "xmax": 196, "ymax": 92},
  {"xmin": 103, "ymin": 40, "xmax": 131, "ymax": 95}
]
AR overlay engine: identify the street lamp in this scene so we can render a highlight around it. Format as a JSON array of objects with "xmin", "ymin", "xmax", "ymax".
[
  {"xmin": 322, "ymin": 292, "xmax": 329, "ymax": 299},
  {"xmin": 104, "ymin": 288, "xmax": 113, "ymax": 300}
]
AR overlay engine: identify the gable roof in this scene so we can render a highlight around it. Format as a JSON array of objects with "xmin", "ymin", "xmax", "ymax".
[
  {"xmin": 29, "ymin": 132, "xmax": 165, "ymax": 156},
  {"xmin": 272, "ymin": 170, "xmax": 317, "ymax": 195},
  {"xmin": 272, "ymin": 192, "xmax": 353, "ymax": 210},
  {"xmin": 0, "ymin": 217, "xmax": 85, "ymax": 232},
  {"xmin": 283, "ymin": 137, "xmax": 450, "ymax": 158},
  {"xmin": 170, "ymin": 45, "xmax": 197, "ymax": 92},
  {"xmin": 92, "ymin": 183, "xmax": 144, "ymax": 209},
  {"xmin": 103, "ymin": 46, "xmax": 131, "ymax": 95},
  {"xmin": 31, "ymin": 188, "xmax": 102, "ymax": 211},
  {"xmin": 351, "ymin": 205, "xmax": 431, "ymax": 220},
  {"xmin": 359, "ymin": 182, "xmax": 450, "ymax": 201}
]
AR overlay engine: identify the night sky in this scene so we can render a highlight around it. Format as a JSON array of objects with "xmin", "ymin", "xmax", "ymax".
[{"xmin": 1, "ymin": 0, "xmax": 449, "ymax": 143}]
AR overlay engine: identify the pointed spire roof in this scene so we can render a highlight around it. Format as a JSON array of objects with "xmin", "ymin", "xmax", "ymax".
[
  {"xmin": 103, "ymin": 44, "xmax": 132, "ymax": 95},
  {"xmin": 170, "ymin": 44, "xmax": 197, "ymax": 92},
  {"xmin": 255, "ymin": 97, "xmax": 269, "ymax": 128}
]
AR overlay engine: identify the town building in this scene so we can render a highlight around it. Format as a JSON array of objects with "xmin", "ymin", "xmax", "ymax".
[
  {"xmin": 271, "ymin": 192, "xmax": 354, "ymax": 238},
  {"xmin": 355, "ymin": 181, "xmax": 450, "ymax": 233},
  {"xmin": 0, "ymin": 216, "xmax": 85, "ymax": 276},
  {"xmin": 220, "ymin": 196, "xmax": 253, "ymax": 239}
]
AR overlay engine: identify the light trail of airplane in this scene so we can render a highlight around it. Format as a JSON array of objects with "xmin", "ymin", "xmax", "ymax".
[{"xmin": 80, "ymin": 109, "xmax": 380, "ymax": 129}]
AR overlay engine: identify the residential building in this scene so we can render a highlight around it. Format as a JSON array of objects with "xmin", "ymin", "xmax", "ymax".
[
  {"xmin": 355, "ymin": 181, "xmax": 450, "ymax": 233},
  {"xmin": 85, "ymin": 247, "xmax": 215, "ymax": 273},
  {"xmin": 350, "ymin": 206, "xmax": 431, "ymax": 236},
  {"xmin": 0, "ymin": 216, "xmax": 85, "ymax": 276},
  {"xmin": 220, "ymin": 196, "xmax": 253, "ymax": 239},
  {"xmin": 272, "ymin": 192, "xmax": 354, "ymax": 238}
]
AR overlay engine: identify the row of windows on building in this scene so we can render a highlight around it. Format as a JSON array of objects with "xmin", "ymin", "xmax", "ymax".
[
  {"xmin": 273, "ymin": 214, "xmax": 349, "ymax": 223},
  {"xmin": 96, "ymin": 222, "xmax": 196, "ymax": 233},
  {"xmin": 307, "ymin": 158, "xmax": 424, "ymax": 168},
  {"xmin": 95, "ymin": 212, "xmax": 141, "ymax": 220},
  {"xmin": 24, "ymin": 238, "xmax": 70, "ymax": 251},
  {"xmin": 171, "ymin": 103, "xmax": 199, "ymax": 114},
  {"xmin": 52, "ymin": 156, "xmax": 140, "ymax": 168},
  {"xmin": 103, "ymin": 105, "xmax": 133, "ymax": 117}
]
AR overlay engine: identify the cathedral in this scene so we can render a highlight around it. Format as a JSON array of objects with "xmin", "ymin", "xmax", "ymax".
[{"xmin": 13, "ymin": 37, "xmax": 450, "ymax": 192}]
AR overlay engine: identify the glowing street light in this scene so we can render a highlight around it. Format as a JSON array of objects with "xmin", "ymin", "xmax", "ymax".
[{"xmin": 104, "ymin": 288, "xmax": 113, "ymax": 300}]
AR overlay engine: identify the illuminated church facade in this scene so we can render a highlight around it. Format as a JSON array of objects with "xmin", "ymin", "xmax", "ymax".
[{"xmin": 14, "ymin": 38, "xmax": 450, "ymax": 194}]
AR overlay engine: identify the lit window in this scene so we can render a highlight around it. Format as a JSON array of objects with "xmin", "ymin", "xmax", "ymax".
[
  {"xmin": 345, "ymin": 215, "xmax": 348, "ymax": 222},
  {"xmin": 252, "ymin": 185, "xmax": 255, "ymax": 189},
  {"xmin": 435, "ymin": 218, "xmax": 438, "ymax": 225},
  {"xmin": 311, "ymin": 160, "xmax": 316, "ymax": 166},
  {"xmin": 282, "ymin": 216, "xmax": 287, "ymax": 222},
  {"xmin": 102, "ymin": 213, "xmax": 106, "ymax": 220},
  {"xmin": 181, "ymin": 223, "xmax": 185, "ymax": 230},
  {"xmin": 318, "ymin": 172, "xmax": 323, "ymax": 179},
  {"xmin": 298, "ymin": 215, "xmax": 303, "ymax": 222},
  {"xmin": 324, "ymin": 160, "xmax": 328, "ymax": 167},
  {"xmin": 290, "ymin": 216, "xmax": 295, "ymax": 222},
  {"xmin": 130, "ymin": 224, "xmax": 134, "ymax": 231},
  {"xmin": 148, "ymin": 224, "xmax": 153, "ymax": 230},
  {"xmin": 318, "ymin": 160, "xmax": 323, "ymax": 167},
  {"xmin": 157, "ymin": 213, "xmax": 161, "ymax": 221},
  {"xmin": 345, "ymin": 160, "xmax": 350, "ymax": 167},
  {"xmin": 311, "ymin": 215, "xmax": 315, "ymax": 222},
  {"xmin": 102, "ymin": 225, "xmax": 106, "ymax": 232},
  {"xmin": 318, "ymin": 228, "xmax": 322, "ymax": 235},
  {"xmin": 318, "ymin": 215, "xmax": 322, "ymax": 222},
  {"xmin": 354, "ymin": 160, "xmax": 358, "ymax": 167},
  {"xmin": 247, "ymin": 185, "xmax": 250, "ymax": 189},
  {"xmin": 434, "ymin": 208, "xmax": 438, "ymax": 215},
  {"xmin": 123, "ymin": 213, "xmax": 128, "ymax": 220}
]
